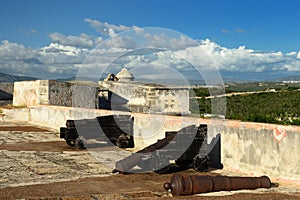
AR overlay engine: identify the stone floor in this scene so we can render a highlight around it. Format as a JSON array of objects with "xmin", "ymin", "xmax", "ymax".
[{"xmin": 0, "ymin": 121, "xmax": 122, "ymax": 189}]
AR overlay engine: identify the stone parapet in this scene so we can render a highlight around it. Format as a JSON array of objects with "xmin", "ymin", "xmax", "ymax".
[
  {"xmin": 13, "ymin": 80, "xmax": 98, "ymax": 108},
  {"xmin": 99, "ymin": 80, "xmax": 190, "ymax": 115}
]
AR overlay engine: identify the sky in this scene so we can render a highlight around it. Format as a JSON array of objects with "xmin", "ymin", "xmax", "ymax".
[{"xmin": 1, "ymin": 0, "xmax": 300, "ymax": 81}]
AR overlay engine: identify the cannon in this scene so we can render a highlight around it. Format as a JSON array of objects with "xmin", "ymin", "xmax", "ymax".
[
  {"xmin": 60, "ymin": 114, "xmax": 223, "ymax": 173},
  {"xmin": 114, "ymin": 124, "xmax": 223, "ymax": 173},
  {"xmin": 60, "ymin": 115, "xmax": 134, "ymax": 149},
  {"xmin": 164, "ymin": 174, "xmax": 273, "ymax": 196}
]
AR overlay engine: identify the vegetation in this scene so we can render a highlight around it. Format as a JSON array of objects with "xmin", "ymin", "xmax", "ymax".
[
  {"xmin": 225, "ymin": 91, "xmax": 300, "ymax": 125},
  {"xmin": 190, "ymin": 83, "xmax": 300, "ymax": 125},
  {"xmin": 225, "ymin": 82, "xmax": 300, "ymax": 92}
]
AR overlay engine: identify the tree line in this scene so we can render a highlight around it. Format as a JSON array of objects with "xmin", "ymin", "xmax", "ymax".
[{"xmin": 190, "ymin": 87, "xmax": 300, "ymax": 125}]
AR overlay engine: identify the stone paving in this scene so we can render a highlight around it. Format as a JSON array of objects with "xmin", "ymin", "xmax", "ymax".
[
  {"xmin": 0, "ymin": 130, "xmax": 60, "ymax": 144},
  {"xmin": 0, "ymin": 150, "xmax": 113, "ymax": 188},
  {"xmin": 0, "ymin": 121, "xmax": 129, "ymax": 188}
]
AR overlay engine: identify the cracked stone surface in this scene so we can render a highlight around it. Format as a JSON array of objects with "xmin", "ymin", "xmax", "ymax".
[
  {"xmin": 0, "ymin": 131, "xmax": 60, "ymax": 144},
  {"xmin": 0, "ymin": 121, "xmax": 127, "ymax": 189},
  {"xmin": 0, "ymin": 150, "xmax": 113, "ymax": 188}
]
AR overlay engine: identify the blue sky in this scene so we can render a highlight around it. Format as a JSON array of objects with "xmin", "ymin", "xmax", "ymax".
[
  {"xmin": 1, "ymin": 0, "xmax": 300, "ymax": 80},
  {"xmin": 1, "ymin": 0, "xmax": 300, "ymax": 51}
]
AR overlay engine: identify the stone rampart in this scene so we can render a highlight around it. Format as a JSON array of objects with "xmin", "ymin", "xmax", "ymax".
[
  {"xmin": 99, "ymin": 81, "xmax": 190, "ymax": 115},
  {"xmin": 221, "ymin": 120, "xmax": 300, "ymax": 182},
  {"xmin": 13, "ymin": 80, "xmax": 98, "ymax": 108}
]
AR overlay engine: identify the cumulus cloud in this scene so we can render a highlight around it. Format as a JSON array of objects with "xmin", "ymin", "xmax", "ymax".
[
  {"xmin": 84, "ymin": 19, "xmax": 198, "ymax": 50},
  {"xmin": 0, "ymin": 40, "xmax": 88, "ymax": 79},
  {"xmin": 1, "ymin": 20, "xmax": 300, "ymax": 81},
  {"xmin": 182, "ymin": 39, "xmax": 300, "ymax": 73},
  {"xmin": 112, "ymin": 38, "xmax": 300, "ymax": 82},
  {"xmin": 84, "ymin": 18, "xmax": 132, "ymax": 37},
  {"xmin": 49, "ymin": 32, "xmax": 94, "ymax": 48}
]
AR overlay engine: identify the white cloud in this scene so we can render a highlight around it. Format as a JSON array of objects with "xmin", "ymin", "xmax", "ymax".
[
  {"xmin": 84, "ymin": 19, "xmax": 197, "ymax": 50},
  {"xmin": 1, "ymin": 20, "xmax": 300, "ymax": 81},
  {"xmin": 287, "ymin": 51, "xmax": 297, "ymax": 56},
  {"xmin": 0, "ymin": 40, "xmax": 38, "ymax": 59},
  {"xmin": 94, "ymin": 37, "xmax": 103, "ymax": 45},
  {"xmin": 40, "ymin": 43, "xmax": 88, "ymax": 57},
  {"xmin": 103, "ymin": 35, "xmax": 138, "ymax": 49},
  {"xmin": 49, "ymin": 32, "xmax": 94, "ymax": 48},
  {"xmin": 84, "ymin": 18, "xmax": 132, "ymax": 37},
  {"xmin": 175, "ymin": 39, "xmax": 300, "ymax": 73},
  {"xmin": 0, "ymin": 40, "xmax": 88, "ymax": 79}
]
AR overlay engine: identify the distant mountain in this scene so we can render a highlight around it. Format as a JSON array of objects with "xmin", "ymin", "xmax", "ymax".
[
  {"xmin": 274, "ymin": 75, "xmax": 300, "ymax": 82},
  {"xmin": 0, "ymin": 72, "xmax": 38, "ymax": 83},
  {"xmin": 219, "ymin": 70, "xmax": 300, "ymax": 83},
  {"xmin": 55, "ymin": 76, "xmax": 99, "ymax": 83}
]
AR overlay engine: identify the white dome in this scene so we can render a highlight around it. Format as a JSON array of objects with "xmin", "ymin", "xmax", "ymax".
[{"xmin": 116, "ymin": 68, "xmax": 134, "ymax": 81}]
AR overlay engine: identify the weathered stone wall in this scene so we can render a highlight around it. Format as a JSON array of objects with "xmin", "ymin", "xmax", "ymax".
[
  {"xmin": 100, "ymin": 81, "xmax": 140, "ymax": 100},
  {"xmin": 48, "ymin": 81, "xmax": 98, "ymax": 108},
  {"xmin": 13, "ymin": 80, "xmax": 98, "ymax": 108},
  {"xmin": 70, "ymin": 83, "xmax": 99, "ymax": 109},
  {"xmin": 13, "ymin": 81, "xmax": 41, "ymax": 106},
  {"xmin": 48, "ymin": 81, "xmax": 72, "ymax": 106},
  {"xmin": 220, "ymin": 121, "xmax": 300, "ymax": 181},
  {"xmin": 99, "ymin": 81, "xmax": 190, "ymax": 115}
]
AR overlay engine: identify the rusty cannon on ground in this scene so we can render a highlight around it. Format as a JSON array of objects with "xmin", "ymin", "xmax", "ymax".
[{"xmin": 164, "ymin": 174, "xmax": 273, "ymax": 196}]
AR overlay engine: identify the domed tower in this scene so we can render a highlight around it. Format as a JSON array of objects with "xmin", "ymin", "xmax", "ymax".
[{"xmin": 116, "ymin": 68, "xmax": 135, "ymax": 82}]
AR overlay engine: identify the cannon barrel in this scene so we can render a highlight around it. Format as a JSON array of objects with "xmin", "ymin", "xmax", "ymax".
[
  {"xmin": 114, "ymin": 132, "xmax": 176, "ymax": 172},
  {"xmin": 164, "ymin": 174, "xmax": 272, "ymax": 196}
]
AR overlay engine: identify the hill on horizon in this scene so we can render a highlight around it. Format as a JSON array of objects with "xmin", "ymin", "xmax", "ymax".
[
  {"xmin": 0, "ymin": 72, "xmax": 38, "ymax": 83},
  {"xmin": 1, "ymin": 70, "xmax": 300, "ymax": 84},
  {"xmin": 274, "ymin": 74, "xmax": 300, "ymax": 82}
]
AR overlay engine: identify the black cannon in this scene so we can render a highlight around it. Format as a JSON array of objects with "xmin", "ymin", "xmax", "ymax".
[
  {"xmin": 60, "ymin": 115, "xmax": 223, "ymax": 173},
  {"xmin": 60, "ymin": 115, "xmax": 134, "ymax": 149},
  {"xmin": 114, "ymin": 124, "xmax": 223, "ymax": 173}
]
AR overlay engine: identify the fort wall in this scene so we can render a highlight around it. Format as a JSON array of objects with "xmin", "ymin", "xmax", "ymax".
[
  {"xmin": 99, "ymin": 80, "xmax": 190, "ymax": 115},
  {"xmin": 13, "ymin": 80, "xmax": 98, "ymax": 108}
]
